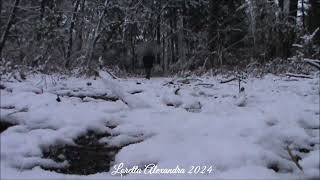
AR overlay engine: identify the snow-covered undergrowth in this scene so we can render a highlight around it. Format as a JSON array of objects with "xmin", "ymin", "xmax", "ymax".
[{"xmin": 1, "ymin": 72, "xmax": 319, "ymax": 179}]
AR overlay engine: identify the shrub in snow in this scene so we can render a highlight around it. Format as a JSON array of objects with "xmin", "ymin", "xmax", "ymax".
[{"xmin": 235, "ymin": 87, "xmax": 247, "ymax": 107}]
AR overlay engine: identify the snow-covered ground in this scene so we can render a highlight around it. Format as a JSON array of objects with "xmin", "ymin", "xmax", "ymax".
[{"xmin": 1, "ymin": 72, "xmax": 319, "ymax": 179}]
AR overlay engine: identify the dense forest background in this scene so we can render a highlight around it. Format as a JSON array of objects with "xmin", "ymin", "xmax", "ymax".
[{"xmin": 0, "ymin": 0, "xmax": 319, "ymax": 76}]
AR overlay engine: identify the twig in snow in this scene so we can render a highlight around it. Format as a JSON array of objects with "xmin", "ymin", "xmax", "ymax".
[
  {"xmin": 286, "ymin": 145, "xmax": 303, "ymax": 172},
  {"xmin": 220, "ymin": 77, "xmax": 237, "ymax": 84},
  {"xmin": 163, "ymin": 78, "xmax": 178, "ymax": 86},
  {"xmin": 163, "ymin": 80, "xmax": 175, "ymax": 86},
  {"xmin": 195, "ymin": 83, "xmax": 214, "ymax": 87},
  {"xmin": 128, "ymin": 90, "xmax": 143, "ymax": 94},
  {"xmin": 174, "ymin": 88, "xmax": 180, "ymax": 95}
]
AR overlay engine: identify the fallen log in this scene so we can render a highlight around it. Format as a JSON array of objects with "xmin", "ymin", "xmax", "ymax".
[{"xmin": 286, "ymin": 73, "xmax": 313, "ymax": 79}]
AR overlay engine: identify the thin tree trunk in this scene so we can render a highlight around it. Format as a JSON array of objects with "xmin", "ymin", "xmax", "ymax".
[
  {"xmin": 156, "ymin": 15, "xmax": 161, "ymax": 64},
  {"xmin": 86, "ymin": 0, "xmax": 109, "ymax": 69},
  {"xmin": 130, "ymin": 29, "xmax": 135, "ymax": 72},
  {"xmin": 65, "ymin": 0, "xmax": 81, "ymax": 68},
  {"xmin": 36, "ymin": 0, "xmax": 45, "ymax": 41},
  {"xmin": 283, "ymin": 0, "xmax": 290, "ymax": 14},
  {"xmin": 162, "ymin": 35, "xmax": 165, "ymax": 72},
  {"xmin": 302, "ymin": 0, "xmax": 305, "ymax": 30},
  {"xmin": 170, "ymin": 33, "xmax": 175, "ymax": 64},
  {"xmin": 173, "ymin": 8, "xmax": 179, "ymax": 62},
  {"xmin": 289, "ymin": 0, "xmax": 298, "ymax": 23},
  {"xmin": 40, "ymin": 0, "xmax": 45, "ymax": 21},
  {"xmin": 308, "ymin": 0, "xmax": 320, "ymax": 45},
  {"xmin": 155, "ymin": 0, "xmax": 161, "ymax": 65},
  {"xmin": 208, "ymin": 0, "xmax": 219, "ymax": 65},
  {"xmin": 77, "ymin": 0, "xmax": 85, "ymax": 51},
  {"xmin": 167, "ymin": 38, "xmax": 170, "ymax": 70},
  {"xmin": 169, "ymin": 12, "xmax": 175, "ymax": 64},
  {"xmin": 0, "ymin": 0, "xmax": 20, "ymax": 58},
  {"xmin": 179, "ymin": 5, "xmax": 186, "ymax": 63},
  {"xmin": 278, "ymin": 0, "xmax": 284, "ymax": 11},
  {"xmin": 0, "ymin": 0, "xmax": 2, "ymax": 29}
]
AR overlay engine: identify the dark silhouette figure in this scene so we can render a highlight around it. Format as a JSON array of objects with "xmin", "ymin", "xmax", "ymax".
[{"xmin": 142, "ymin": 50, "xmax": 155, "ymax": 79}]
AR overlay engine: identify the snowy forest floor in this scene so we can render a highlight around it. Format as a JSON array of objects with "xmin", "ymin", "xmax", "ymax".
[{"xmin": 0, "ymin": 72, "xmax": 319, "ymax": 179}]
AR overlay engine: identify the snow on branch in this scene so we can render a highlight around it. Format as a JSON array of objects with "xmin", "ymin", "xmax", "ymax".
[
  {"xmin": 98, "ymin": 71, "xmax": 150, "ymax": 109},
  {"xmin": 286, "ymin": 73, "xmax": 313, "ymax": 79},
  {"xmin": 302, "ymin": 58, "xmax": 320, "ymax": 70},
  {"xmin": 301, "ymin": 27, "xmax": 319, "ymax": 44}
]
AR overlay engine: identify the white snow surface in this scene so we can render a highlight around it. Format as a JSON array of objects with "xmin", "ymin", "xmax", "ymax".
[{"xmin": 1, "ymin": 73, "xmax": 319, "ymax": 179}]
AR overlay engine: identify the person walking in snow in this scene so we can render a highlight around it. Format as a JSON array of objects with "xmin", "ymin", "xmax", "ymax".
[{"xmin": 142, "ymin": 47, "xmax": 155, "ymax": 79}]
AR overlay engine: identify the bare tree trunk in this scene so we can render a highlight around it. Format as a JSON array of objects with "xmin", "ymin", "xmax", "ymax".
[
  {"xmin": 156, "ymin": 15, "xmax": 161, "ymax": 64},
  {"xmin": 65, "ymin": 0, "xmax": 81, "ymax": 68},
  {"xmin": 77, "ymin": 0, "xmax": 85, "ymax": 51},
  {"xmin": 170, "ymin": 33, "xmax": 175, "ymax": 64},
  {"xmin": 0, "ymin": 0, "xmax": 20, "ymax": 58},
  {"xmin": 130, "ymin": 29, "xmax": 135, "ymax": 72},
  {"xmin": 86, "ymin": 0, "xmax": 109, "ymax": 69},
  {"xmin": 301, "ymin": 0, "xmax": 305, "ymax": 30},
  {"xmin": 308, "ymin": 0, "xmax": 320, "ymax": 45},
  {"xmin": 162, "ymin": 36, "xmax": 165, "ymax": 72},
  {"xmin": 283, "ymin": 0, "xmax": 290, "ymax": 15},
  {"xmin": 36, "ymin": 0, "xmax": 45, "ymax": 41},
  {"xmin": 167, "ymin": 38, "xmax": 170, "ymax": 70},
  {"xmin": 289, "ymin": 0, "xmax": 298, "ymax": 23},
  {"xmin": 173, "ymin": 9, "xmax": 179, "ymax": 62},
  {"xmin": 248, "ymin": 0, "xmax": 257, "ymax": 58},
  {"xmin": 0, "ymin": 0, "xmax": 2, "ymax": 29},
  {"xmin": 154, "ymin": 0, "xmax": 161, "ymax": 66},
  {"xmin": 170, "ymin": 13, "xmax": 175, "ymax": 64},
  {"xmin": 278, "ymin": 0, "xmax": 284, "ymax": 11},
  {"xmin": 178, "ymin": 5, "xmax": 186, "ymax": 63},
  {"xmin": 208, "ymin": 0, "xmax": 219, "ymax": 65},
  {"xmin": 40, "ymin": 0, "xmax": 45, "ymax": 21}
]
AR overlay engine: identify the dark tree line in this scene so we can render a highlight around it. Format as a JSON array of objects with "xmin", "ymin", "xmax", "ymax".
[{"xmin": 0, "ymin": 0, "xmax": 319, "ymax": 74}]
